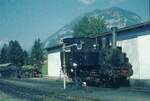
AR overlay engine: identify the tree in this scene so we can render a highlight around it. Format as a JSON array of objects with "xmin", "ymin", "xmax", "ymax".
[
  {"xmin": 8, "ymin": 40, "xmax": 24, "ymax": 66},
  {"xmin": 22, "ymin": 50, "xmax": 30, "ymax": 65},
  {"xmin": 73, "ymin": 16, "xmax": 107, "ymax": 37},
  {"xmin": 31, "ymin": 38, "xmax": 44, "ymax": 71},
  {"xmin": 0, "ymin": 44, "xmax": 9, "ymax": 63},
  {"xmin": 0, "ymin": 53, "xmax": 1, "ymax": 64}
]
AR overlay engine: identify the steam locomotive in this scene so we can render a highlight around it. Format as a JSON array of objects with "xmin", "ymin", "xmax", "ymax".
[{"xmin": 60, "ymin": 34, "xmax": 133, "ymax": 87}]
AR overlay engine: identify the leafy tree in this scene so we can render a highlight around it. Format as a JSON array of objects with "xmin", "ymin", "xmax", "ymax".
[
  {"xmin": 73, "ymin": 16, "xmax": 107, "ymax": 37},
  {"xmin": 0, "ymin": 44, "xmax": 9, "ymax": 63},
  {"xmin": 31, "ymin": 38, "xmax": 44, "ymax": 71},
  {"xmin": 8, "ymin": 40, "xmax": 24, "ymax": 66}
]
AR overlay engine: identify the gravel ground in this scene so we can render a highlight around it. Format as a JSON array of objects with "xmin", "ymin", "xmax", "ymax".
[{"xmin": 0, "ymin": 78, "xmax": 150, "ymax": 101}]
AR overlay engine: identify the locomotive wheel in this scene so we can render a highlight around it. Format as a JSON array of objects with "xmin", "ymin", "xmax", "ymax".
[
  {"xmin": 108, "ymin": 78, "xmax": 120, "ymax": 88},
  {"xmin": 118, "ymin": 77, "xmax": 130, "ymax": 87},
  {"xmin": 85, "ymin": 80, "xmax": 100, "ymax": 87},
  {"xmin": 101, "ymin": 77, "xmax": 112, "ymax": 88}
]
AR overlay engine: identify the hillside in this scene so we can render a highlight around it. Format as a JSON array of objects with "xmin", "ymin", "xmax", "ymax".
[{"xmin": 43, "ymin": 7, "xmax": 141, "ymax": 48}]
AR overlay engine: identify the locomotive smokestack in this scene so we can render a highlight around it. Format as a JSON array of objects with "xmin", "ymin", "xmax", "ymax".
[{"xmin": 111, "ymin": 27, "xmax": 117, "ymax": 49}]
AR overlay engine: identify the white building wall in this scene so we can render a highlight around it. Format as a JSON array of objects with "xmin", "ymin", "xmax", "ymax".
[
  {"xmin": 48, "ymin": 52, "xmax": 62, "ymax": 77},
  {"xmin": 138, "ymin": 34, "xmax": 150, "ymax": 79},
  {"xmin": 117, "ymin": 38, "xmax": 140, "ymax": 79},
  {"xmin": 117, "ymin": 34, "xmax": 150, "ymax": 80}
]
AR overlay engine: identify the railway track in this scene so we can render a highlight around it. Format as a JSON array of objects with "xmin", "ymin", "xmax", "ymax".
[
  {"xmin": 0, "ymin": 79, "xmax": 98, "ymax": 101},
  {"xmin": 0, "ymin": 78, "xmax": 150, "ymax": 101}
]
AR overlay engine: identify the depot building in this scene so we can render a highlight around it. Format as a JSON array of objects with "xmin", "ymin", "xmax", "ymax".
[{"xmin": 46, "ymin": 21, "xmax": 150, "ymax": 87}]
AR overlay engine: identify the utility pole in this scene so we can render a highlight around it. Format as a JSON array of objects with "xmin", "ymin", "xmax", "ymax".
[
  {"xmin": 62, "ymin": 45, "xmax": 66, "ymax": 90},
  {"xmin": 61, "ymin": 40, "xmax": 83, "ymax": 90},
  {"xmin": 62, "ymin": 43, "xmax": 78, "ymax": 90}
]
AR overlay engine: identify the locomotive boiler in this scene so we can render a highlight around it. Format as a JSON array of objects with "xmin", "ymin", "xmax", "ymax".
[{"xmin": 60, "ymin": 29, "xmax": 133, "ymax": 87}]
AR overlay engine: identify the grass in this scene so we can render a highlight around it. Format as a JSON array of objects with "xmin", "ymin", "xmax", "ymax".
[
  {"xmin": 22, "ymin": 65, "xmax": 34, "ymax": 70},
  {"xmin": 22, "ymin": 64, "xmax": 48, "ymax": 76},
  {"xmin": 42, "ymin": 63, "xmax": 48, "ymax": 75},
  {"xmin": 0, "ymin": 91, "xmax": 26, "ymax": 101}
]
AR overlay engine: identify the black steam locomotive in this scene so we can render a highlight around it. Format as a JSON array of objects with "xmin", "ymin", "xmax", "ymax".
[{"xmin": 60, "ymin": 36, "xmax": 133, "ymax": 87}]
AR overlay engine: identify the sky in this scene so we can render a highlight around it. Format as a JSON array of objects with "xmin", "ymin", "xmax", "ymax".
[{"xmin": 0, "ymin": 0, "xmax": 149, "ymax": 49}]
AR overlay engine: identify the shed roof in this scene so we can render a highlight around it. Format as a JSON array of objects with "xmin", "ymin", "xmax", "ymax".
[
  {"xmin": 0, "ymin": 63, "xmax": 17, "ymax": 71},
  {"xmin": 0, "ymin": 63, "xmax": 13, "ymax": 67},
  {"xmin": 46, "ymin": 21, "xmax": 150, "ymax": 52},
  {"xmin": 98, "ymin": 20, "xmax": 150, "ymax": 37}
]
